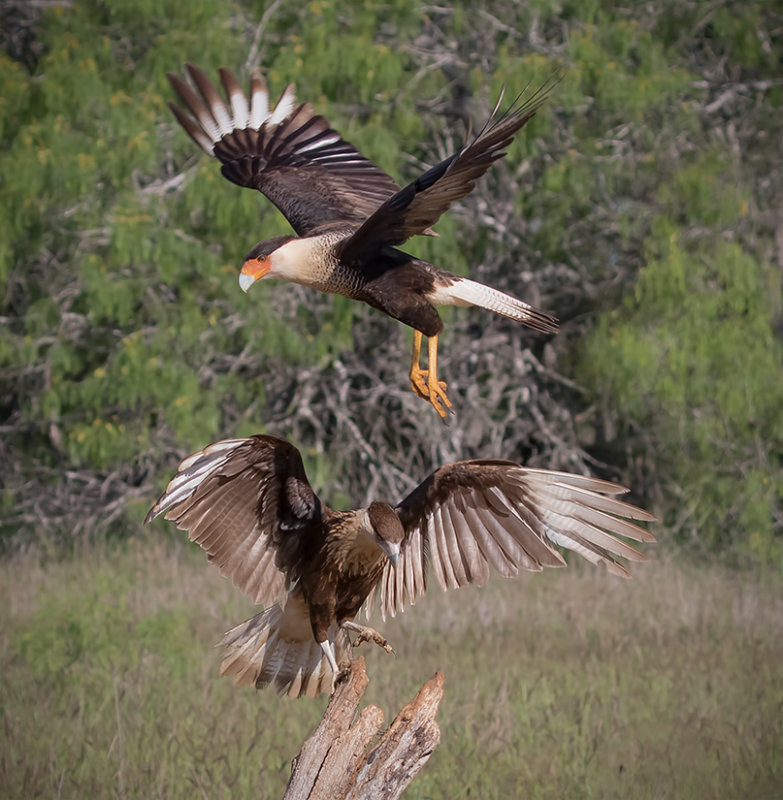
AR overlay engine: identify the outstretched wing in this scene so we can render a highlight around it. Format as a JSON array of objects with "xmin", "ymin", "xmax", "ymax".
[
  {"xmin": 145, "ymin": 435, "xmax": 324, "ymax": 606},
  {"xmin": 340, "ymin": 80, "xmax": 557, "ymax": 263},
  {"xmin": 372, "ymin": 459, "xmax": 655, "ymax": 620},
  {"xmin": 167, "ymin": 64, "xmax": 402, "ymax": 236}
]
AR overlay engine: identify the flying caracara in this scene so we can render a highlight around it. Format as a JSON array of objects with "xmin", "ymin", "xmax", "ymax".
[
  {"xmin": 167, "ymin": 64, "xmax": 559, "ymax": 417},
  {"xmin": 146, "ymin": 435, "xmax": 655, "ymax": 698}
]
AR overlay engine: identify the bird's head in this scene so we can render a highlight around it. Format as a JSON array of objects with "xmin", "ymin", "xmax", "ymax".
[
  {"xmin": 238, "ymin": 235, "xmax": 297, "ymax": 291},
  {"xmin": 367, "ymin": 501, "xmax": 404, "ymax": 568}
]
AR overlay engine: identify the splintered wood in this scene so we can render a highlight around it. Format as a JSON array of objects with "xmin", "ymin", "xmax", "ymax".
[{"xmin": 282, "ymin": 658, "xmax": 444, "ymax": 800}]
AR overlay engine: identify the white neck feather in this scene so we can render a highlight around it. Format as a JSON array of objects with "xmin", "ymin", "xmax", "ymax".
[{"xmin": 269, "ymin": 237, "xmax": 330, "ymax": 286}]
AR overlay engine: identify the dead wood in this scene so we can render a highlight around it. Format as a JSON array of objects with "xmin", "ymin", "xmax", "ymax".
[{"xmin": 283, "ymin": 657, "xmax": 443, "ymax": 800}]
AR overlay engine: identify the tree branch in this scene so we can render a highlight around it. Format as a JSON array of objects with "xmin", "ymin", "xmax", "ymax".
[{"xmin": 283, "ymin": 658, "xmax": 443, "ymax": 800}]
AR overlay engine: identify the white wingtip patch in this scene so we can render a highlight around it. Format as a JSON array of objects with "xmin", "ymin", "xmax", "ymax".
[
  {"xmin": 175, "ymin": 68, "xmax": 299, "ymax": 157},
  {"xmin": 269, "ymin": 84, "xmax": 297, "ymax": 126},
  {"xmin": 154, "ymin": 438, "xmax": 248, "ymax": 515},
  {"xmin": 192, "ymin": 128, "xmax": 216, "ymax": 155},
  {"xmin": 200, "ymin": 115, "xmax": 223, "ymax": 146},
  {"xmin": 212, "ymin": 102, "xmax": 234, "ymax": 138},
  {"xmin": 248, "ymin": 73, "xmax": 270, "ymax": 129},
  {"xmin": 228, "ymin": 89, "xmax": 250, "ymax": 130}
]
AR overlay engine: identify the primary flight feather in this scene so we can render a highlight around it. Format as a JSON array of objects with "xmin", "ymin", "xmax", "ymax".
[
  {"xmin": 146, "ymin": 434, "xmax": 655, "ymax": 698},
  {"xmin": 167, "ymin": 64, "xmax": 559, "ymax": 417}
]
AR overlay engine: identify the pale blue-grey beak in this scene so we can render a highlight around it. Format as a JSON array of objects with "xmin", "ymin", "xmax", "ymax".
[
  {"xmin": 238, "ymin": 272, "xmax": 255, "ymax": 293},
  {"xmin": 379, "ymin": 540, "xmax": 400, "ymax": 568}
]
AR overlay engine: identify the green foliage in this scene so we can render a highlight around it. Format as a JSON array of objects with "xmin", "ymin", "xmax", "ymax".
[
  {"xmin": 582, "ymin": 160, "xmax": 783, "ymax": 563},
  {"xmin": 3, "ymin": 1, "xmax": 782, "ymax": 795},
  {"xmin": 2, "ymin": 544, "xmax": 782, "ymax": 797},
  {"xmin": 1, "ymin": 0, "xmax": 781, "ymax": 567},
  {"xmin": 4, "ymin": 0, "xmax": 414, "ymax": 478}
]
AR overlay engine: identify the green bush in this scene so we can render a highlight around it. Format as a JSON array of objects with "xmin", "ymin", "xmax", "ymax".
[{"xmin": 1, "ymin": 0, "xmax": 781, "ymax": 566}]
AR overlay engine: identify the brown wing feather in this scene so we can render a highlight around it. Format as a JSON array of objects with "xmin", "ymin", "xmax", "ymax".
[
  {"xmin": 145, "ymin": 435, "xmax": 323, "ymax": 606},
  {"xmin": 375, "ymin": 459, "xmax": 655, "ymax": 619},
  {"xmin": 167, "ymin": 64, "xmax": 401, "ymax": 235},
  {"xmin": 339, "ymin": 79, "xmax": 558, "ymax": 263}
]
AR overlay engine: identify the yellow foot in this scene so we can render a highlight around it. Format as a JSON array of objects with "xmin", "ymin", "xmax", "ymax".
[
  {"xmin": 409, "ymin": 367, "xmax": 430, "ymax": 400},
  {"xmin": 344, "ymin": 622, "xmax": 395, "ymax": 655},
  {"xmin": 353, "ymin": 629, "xmax": 394, "ymax": 655},
  {"xmin": 409, "ymin": 368, "xmax": 452, "ymax": 418},
  {"xmin": 427, "ymin": 377, "xmax": 452, "ymax": 419}
]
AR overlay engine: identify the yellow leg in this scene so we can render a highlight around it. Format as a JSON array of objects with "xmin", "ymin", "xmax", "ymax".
[
  {"xmin": 342, "ymin": 620, "xmax": 395, "ymax": 655},
  {"xmin": 426, "ymin": 334, "xmax": 452, "ymax": 418},
  {"xmin": 409, "ymin": 330, "xmax": 429, "ymax": 400},
  {"xmin": 408, "ymin": 331, "xmax": 452, "ymax": 417}
]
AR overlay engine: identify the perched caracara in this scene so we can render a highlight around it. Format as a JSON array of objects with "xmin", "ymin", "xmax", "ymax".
[
  {"xmin": 167, "ymin": 64, "xmax": 559, "ymax": 417},
  {"xmin": 146, "ymin": 435, "xmax": 655, "ymax": 698}
]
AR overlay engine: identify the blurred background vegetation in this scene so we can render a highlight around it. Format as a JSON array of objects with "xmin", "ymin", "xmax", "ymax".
[
  {"xmin": 2, "ymin": 0, "xmax": 782, "ymax": 567},
  {"xmin": 1, "ymin": 0, "xmax": 781, "ymax": 566},
  {"xmin": 1, "ymin": 1, "xmax": 782, "ymax": 798}
]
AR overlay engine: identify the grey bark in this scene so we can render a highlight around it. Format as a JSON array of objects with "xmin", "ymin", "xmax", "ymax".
[{"xmin": 283, "ymin": 657, "xmax": 443, "ymax": 800}]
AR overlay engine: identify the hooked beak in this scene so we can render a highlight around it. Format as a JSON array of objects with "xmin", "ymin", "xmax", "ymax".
[
  {"xmin": 379, "ymin": 540, "xmax": 400, "ymax": 568},
  {"xmin": 239, "ymin": 257, "xmax": 270, "ymax": 293}
]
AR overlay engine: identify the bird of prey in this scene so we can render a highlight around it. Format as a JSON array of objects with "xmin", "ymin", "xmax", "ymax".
[
  {"xmin": 166, "ymin": 64, "xmax": 559, "ymax": 417},
  {"xmin": 146, "ymin": 434, "xmax": 655, "ymax": 698}
]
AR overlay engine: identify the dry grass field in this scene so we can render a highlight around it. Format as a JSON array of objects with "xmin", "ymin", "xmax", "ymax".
[{"xmin": 2, "ymin": 539, "xmax": 782, "ymax": 799}]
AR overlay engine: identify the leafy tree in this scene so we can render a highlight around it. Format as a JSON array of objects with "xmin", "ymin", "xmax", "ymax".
[{"xmin": 1, "ymin": 0, "xmax": 781, "ymax": 567}]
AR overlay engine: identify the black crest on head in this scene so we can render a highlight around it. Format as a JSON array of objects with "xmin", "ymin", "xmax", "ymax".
[{"xmin": 245, "ymin": 235, "xmax": 296, "ymax": 261}]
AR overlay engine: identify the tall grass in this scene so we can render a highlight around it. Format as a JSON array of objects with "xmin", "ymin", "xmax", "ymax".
[{"xmin": 1, "ymin": 539, "xmax": 781, "ymax": 798}]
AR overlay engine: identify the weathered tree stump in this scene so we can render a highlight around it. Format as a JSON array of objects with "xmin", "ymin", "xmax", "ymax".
[{"xmin": 283, "ymin": 657, "xmax": 444, "ymax": 800}]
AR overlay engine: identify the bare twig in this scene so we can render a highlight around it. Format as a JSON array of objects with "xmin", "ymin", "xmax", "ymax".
[{"xmin": 245, "ymin": 0, "xmax": 285, "ymax": 70}]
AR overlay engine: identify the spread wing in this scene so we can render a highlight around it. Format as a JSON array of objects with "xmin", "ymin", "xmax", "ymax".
[
  {"xmin": 145, "ymin": 435, "xmax": 324, "ymax": 607},
  {"xmin": 372, "ymin": 459, "xmax": 656, "ymax": 620},
  {"xmin": 167, "ymin": 64, "xmax": 401, "ymax": 236},
  {"xmin": 340, "ymin": 80, "xmax": 557, "ymax": 263}
]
